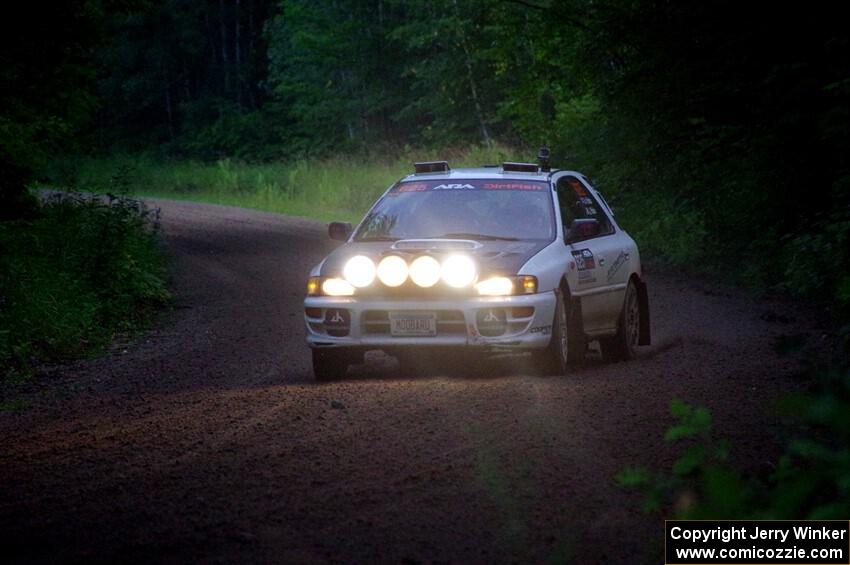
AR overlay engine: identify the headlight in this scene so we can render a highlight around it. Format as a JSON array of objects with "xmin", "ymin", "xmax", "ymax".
[
  {"xmin": 409, "ymin": 255, "xmax": 441, "ymax": 287},
  {"xmin": 377, "ymin": 255, "xmax": 408, "ymax": 287},
  {"xmin": 475, "ymin": 276, "xmax": 514, "ymax": 296},
  {"xmin": 343, "ymin": 255, "xmax": 376, "ymax": 288},
  {"xmin": 441, "ymin": 254, "xmax": 476, "ymax": 288},
  {"xmin": 475, "ymin": 275, "xmax": 538, "ymax": 296},
  {"xmin": 321, "ymin": 277, "xmax": 355, "ymax": 296}
]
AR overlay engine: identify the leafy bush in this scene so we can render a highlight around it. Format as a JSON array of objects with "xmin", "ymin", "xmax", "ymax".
[
  {"xmin": 0, "ymin": 192, "xmax": 170, "ymax": 379},
  {"xmin": 617, "ymin": 362, "xmax": 850, "ymax": 519}
]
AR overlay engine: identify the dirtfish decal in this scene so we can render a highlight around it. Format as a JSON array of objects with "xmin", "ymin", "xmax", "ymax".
[{"xmin": 607, "ymin": 251, "xmax": 627, "ymax": 281}]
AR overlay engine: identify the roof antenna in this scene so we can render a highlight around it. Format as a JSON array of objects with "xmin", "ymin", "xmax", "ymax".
[{"xmin": 538, "ymin": 147, "xmax": 551, "ymax": 172}]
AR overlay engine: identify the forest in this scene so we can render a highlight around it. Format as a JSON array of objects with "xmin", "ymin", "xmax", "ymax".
[
  {"xmin": 3, "ymin": 0, "xmax": 848, "ymax": 315},
  {"xmin": 2, "ymin": 0, "xmax": 849, "ymax": 542}
]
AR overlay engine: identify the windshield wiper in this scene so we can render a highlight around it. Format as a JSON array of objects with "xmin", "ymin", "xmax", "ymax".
[{"xmin": 437, "ymin": 232, "xmax": 519, "ymax": 241}]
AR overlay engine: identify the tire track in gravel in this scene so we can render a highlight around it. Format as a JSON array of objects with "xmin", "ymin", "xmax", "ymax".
[{"xmin": 0, "ymin": 198, "xmax": 828, "ymax": 564}]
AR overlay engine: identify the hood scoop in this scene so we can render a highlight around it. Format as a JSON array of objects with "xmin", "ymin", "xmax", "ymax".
[{"xmin": 391, "ymin": 239, "xmax": 482, "ymax": 252}]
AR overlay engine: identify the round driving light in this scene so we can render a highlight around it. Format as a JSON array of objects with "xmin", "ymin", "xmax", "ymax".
[
  {"xmin": 343, "ymin": 255, "xmax": 376, "ymax": 288},
  {"xmin": 409, "ymin": 255, "xmax": 441, "ymax": 287},
  {"xmin": 377, "ymin": 255, "xmax": 409, "ymax": 287},
  {"xmin": 441, "ymin": 254, "xmax": 476, "ymax": 288},
  {"xmin": 475, "ymin": 276, "xmax": 514, "ymax": 296}
]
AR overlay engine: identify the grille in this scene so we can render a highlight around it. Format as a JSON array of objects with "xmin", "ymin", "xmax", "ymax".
[{"xmin": 362, "ymin": 310, "xmax": 466, "ymax": 335}]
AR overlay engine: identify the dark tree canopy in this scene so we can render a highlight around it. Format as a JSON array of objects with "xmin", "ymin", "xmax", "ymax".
[{"xmin": 1, "ymin": 0, "xmax": 848, "ymax": 308}]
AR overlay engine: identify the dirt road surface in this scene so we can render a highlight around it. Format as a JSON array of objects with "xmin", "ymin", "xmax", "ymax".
[{"xmin": 0, "ymin": 199, "xmax": 824, "ymax": 564}]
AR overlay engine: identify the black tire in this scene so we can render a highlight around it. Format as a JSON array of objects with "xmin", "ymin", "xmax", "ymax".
[
  {"xmin": 533, "ymin": 287, "xmax": 584, "ymax": 375},
  {"xmin": 600, "ymin": 279, "xmax": 640, "ymax": 362},
  {"xmin": 312, "ymin": 348, "xmax": 350, "ymax": 381}
]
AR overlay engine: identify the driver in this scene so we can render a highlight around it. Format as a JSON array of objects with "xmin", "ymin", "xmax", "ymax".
[{"xmin": 420, "ymin": 190, "xmax": 486, "ymax": 236}]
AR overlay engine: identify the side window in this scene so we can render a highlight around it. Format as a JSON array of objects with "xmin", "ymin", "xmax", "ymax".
[{"xmin": 555, "ymin": 176, "xmax": 614, "ymax": 239}]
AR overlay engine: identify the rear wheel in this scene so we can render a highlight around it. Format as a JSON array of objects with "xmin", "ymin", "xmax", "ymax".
[
  {"xmin": 600, "ymin": 279, "xmax": 639, "ymax": 362},
  {"xmin": 533, "ymin": 288, "xmax": 584, "ymax": 375},
  {"xmin": 312, "ymin": 348, "xmax": 351, "ymax": 381}
]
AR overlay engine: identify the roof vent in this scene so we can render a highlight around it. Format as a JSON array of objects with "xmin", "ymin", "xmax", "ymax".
[
  {"xmin": 502, "ymin": 162, "xmax": 539, "ymax": 173},
  {"xmin": 538, "ymin": 147, "xmax": 551, "ymax": 172},
  {"xmin": 414, "ymin": 161, "xmax": 450, "ymax": 174}
]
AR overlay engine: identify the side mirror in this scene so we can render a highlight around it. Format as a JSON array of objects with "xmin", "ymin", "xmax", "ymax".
[
  {"xmin": 328, "ymin": 221, "xmax": 353, "ymax": 241},
  {"xmin": 565, "ymin": 218, "xmax": 600, "ymax": 243}
]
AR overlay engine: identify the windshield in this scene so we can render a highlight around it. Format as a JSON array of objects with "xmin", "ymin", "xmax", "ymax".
[{"xmin": 354, "ymin": 179, "xmax": 555, "ymax": 241}]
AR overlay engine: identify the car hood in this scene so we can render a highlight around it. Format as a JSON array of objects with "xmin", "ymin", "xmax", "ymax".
[{"xmin": 319, "ymin": 238, "xmax": 552, "ymax": 278}]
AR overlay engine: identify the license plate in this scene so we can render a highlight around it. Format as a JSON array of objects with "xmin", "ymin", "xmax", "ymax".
[{"xmin": 390, "ymin": 312, "xmax": 437, "ymax": 337}]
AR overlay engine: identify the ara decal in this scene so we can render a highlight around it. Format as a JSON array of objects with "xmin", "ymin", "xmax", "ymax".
[{"xmin": 432, "ymin": 183, "xmax": 476, "ymax": 190}]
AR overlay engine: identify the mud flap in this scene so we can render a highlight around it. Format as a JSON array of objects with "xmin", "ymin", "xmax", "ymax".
[
  {"xmin": 637, "ymin": 280, "xmax": 651, "ymax": 345},
  {"xmin": 568, "ymin": 295, "xmax": 586, "ymax": 361}
]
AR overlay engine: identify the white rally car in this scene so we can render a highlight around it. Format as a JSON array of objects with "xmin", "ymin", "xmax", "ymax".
[{"xmin": 304, "ymin": 152, "xmax": 650, "ymax": 380}]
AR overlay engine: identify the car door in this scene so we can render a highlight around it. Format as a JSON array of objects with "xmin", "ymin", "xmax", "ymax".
[{"xmin": 554, "ymin": 175, "xmax": 629, "ymax": 334}]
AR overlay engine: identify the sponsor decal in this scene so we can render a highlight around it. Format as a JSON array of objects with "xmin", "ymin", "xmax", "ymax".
[
  {"xmin": 607, "ymin": 250, "xmax": 627, "ymax": 281},
  {"xmin": 397, "ymin": 182, "xmax": 428, "ymax": 192},
  {"xmin": 393, "ymin": 180, "xmax": 548, "ymax": 193},
  {"xmin": 578, "ymin": 270, "xmax": 596, "ymax": 285},
  {"xmin": 530, "ymin": 325, "xmax": 552, "ymax": 335},
  {"xmin": 432, "ymin": 183, "xmax": 476, "ymax": 190},
  {"xmin": 481, "ymin": 182, "xmax": 544, "ymax": 191},
  {"xmin": 571, "ymin": 248, "xmax": 595, "ymax": 271}
]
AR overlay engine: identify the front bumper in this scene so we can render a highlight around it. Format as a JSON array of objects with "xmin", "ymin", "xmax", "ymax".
[{"xmin": 304, "ymin": 291, "xmax": 557, "ymax": 350}]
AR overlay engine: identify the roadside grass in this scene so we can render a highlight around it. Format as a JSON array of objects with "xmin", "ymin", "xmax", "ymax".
[
  {"xmin": 43, "ymin": 145, "xmax": 518, "ymax": 224},
  {"xmin": 0, "ymin": 193, "xmax": 170, "ymax": 381},
  {"xmin": 43, "ymin": 147, "xmax": 846, "ymax": 310}
]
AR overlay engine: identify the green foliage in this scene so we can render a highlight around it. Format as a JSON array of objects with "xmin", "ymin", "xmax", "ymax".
[
  {"xmin": 618, "ymin": 370, "xmax": 850, "ymax": 519},
  {"xmin": 0, "ymin": 2, "xmax": 109, "ymax": 218},
  {"xmin": 0, "ymin": 192, "xmax": 170, "ymax": 379},
  {"xmin": 42, "ymin": 145, "xmax": 515, "ymax": 222}
]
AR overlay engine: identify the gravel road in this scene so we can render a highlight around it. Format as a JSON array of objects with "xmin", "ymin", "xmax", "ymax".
[{"xmin": 0, "ymin": 199, "xmax": 825, "ymax": 564}]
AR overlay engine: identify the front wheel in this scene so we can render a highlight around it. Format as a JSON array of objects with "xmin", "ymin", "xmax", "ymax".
[
  {"xmin": 312, "ymin": 348, "xmax": 351, "ymax": 381},
  {"xmin": 600, "ymin": 279, "xmax": 640, "ymax": 362},
  {"xmin": 532, "ymin": 288, "xmax": 584, "ymax": 375}
]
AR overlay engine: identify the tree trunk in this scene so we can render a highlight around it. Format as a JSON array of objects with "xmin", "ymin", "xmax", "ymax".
[
  {"xmin": 165, "ymin": 82, "xmax": 175, "ymax": 142},
  {"xmin": 235, "ymin": 0, "xmax": 242, "ymax": 110},
  {"xmin": 452, "ymin": 0, "xmax": 492, "ymax": 147},
  {"xmin": 246, "ymin": 0, "xmax": 256, "ymax": 108},
  {"xmin": 219, "ymin": 0, "xmax": 230, "ymax": 94}
]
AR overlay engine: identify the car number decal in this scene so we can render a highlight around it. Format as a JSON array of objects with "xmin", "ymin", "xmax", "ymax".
[
  {"xmin": 572, "ymin": 249, "xmax": 597, "ymax": 285},
  {"xmin": 572, "ymin": 249, "xmax": 595, "ymax": 270}
]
